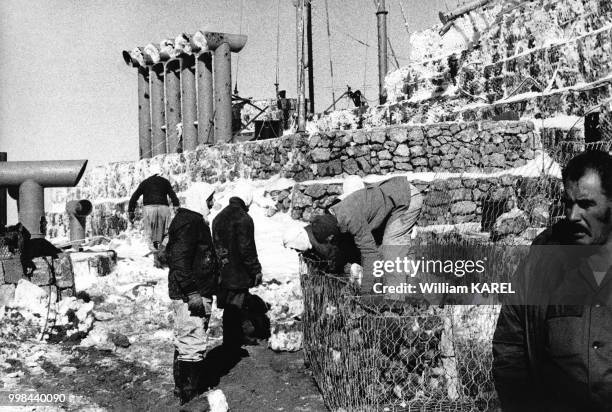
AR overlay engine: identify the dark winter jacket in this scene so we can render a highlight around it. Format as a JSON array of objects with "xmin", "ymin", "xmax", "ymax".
[
  {"xmin": 128, "ymin": 175, "xmax": 180, "ymax": 215},
  {"xmin": 166, "ymin": 208, "xmax": 218, "ymax": 300},
  {"xmin": 212, "ymin": 197, "xmax": 262, "ymax": 290},
  {"xmin": 492, "ymin": 220, "xmax": 612, "ymax": 411}
]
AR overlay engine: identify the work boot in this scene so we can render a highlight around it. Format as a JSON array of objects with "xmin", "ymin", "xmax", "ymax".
[
  {"xmin": 178, "ymin": 361, "xmax": 205, "ymax": 405},
  {"xmin": 173, "ymin": 350, "xmax": 186, "ymax": 401}
]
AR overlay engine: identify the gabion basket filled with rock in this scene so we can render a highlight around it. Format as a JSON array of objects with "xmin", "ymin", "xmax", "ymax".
[{"xmin": 300, "ymin": 256, "xmax": 501, "ymax": 412}]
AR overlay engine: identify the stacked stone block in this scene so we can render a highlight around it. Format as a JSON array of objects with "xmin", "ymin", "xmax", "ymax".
[{"xmin": 0, "ymin": 253, "xmax": 76, "ymax": 306}]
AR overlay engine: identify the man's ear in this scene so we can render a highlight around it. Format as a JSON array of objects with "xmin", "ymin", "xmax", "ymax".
[{"xmin": 326, "ymin": 234, "xmax": 335, "ymax": 243}]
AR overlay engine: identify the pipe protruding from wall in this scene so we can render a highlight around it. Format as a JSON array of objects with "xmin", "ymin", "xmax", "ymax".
[{"xmin": 66, "ymin": 199, "xmax": 93, "ymax": 246}]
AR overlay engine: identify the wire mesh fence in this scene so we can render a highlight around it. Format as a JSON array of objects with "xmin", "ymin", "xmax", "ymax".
[{"xmin": 300, "ymin": 255, "xmax": 502, "ymax": 412}]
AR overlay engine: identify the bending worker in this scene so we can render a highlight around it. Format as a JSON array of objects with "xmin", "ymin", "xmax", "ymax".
[{"xmin": 288, "ymin": 175, "xmax": 423, "ymax": 297}]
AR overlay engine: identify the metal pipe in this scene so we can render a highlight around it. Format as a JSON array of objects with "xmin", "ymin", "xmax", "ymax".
[
  {"xmin": 165, "ymin": 59, "xmax": 182, "ymax": 153},
  {"xmin": 150, "ymin": 63, "xmax": 166, "ymax": 156},
  {"xmin": 0, "ymin": 160, "xmax": 87, "ymax": 187},
  {"xmin": 377, "ymin": 0, "xmax": 388, "ymax": 105},
  {"xmin": 214, "ymin": 42, "xmax": 232, "ymax": 143},
  {"xmin": 202, "ymin": 32, "xmax": 247, "ymax": 53},
  {"xmin": 0, "ymin": 153, "xmax": 6, "ymax": 226},
  {"xmin": 19, "ymin": 180, "xmax": 44, "ymax": 238},
  {"xmin": 180, "ymin": 55, "xmax": 198, "ymax": 151},
  {"xmin": 197, "ymin": 52, "xmax": 214, "ymax": 145},
  {"xmin": 439, "ymin": 0, "xmax": 491, "ymax": 24},
  {"xmin": 66, "ymin": 199, "xmax": 93, "ymax": 245},
  {"xmin": 138, "ymin": 67, "xmax": 152, "ymax": 159},
  {"xmin": 296, "ymin": 0, "xmax": 306, "ymax": 132},
  {"xmin": 306, "ymin": 0, "xmax": 315, "ymax": 115}
]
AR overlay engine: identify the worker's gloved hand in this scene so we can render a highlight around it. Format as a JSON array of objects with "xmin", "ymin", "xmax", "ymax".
[
  {"xmin": 253, "ymin": 272, "xmax": 263, "ymax": 287},
  {"xmin": 187, "ymin": 293, "xmax": 209, "ymax": 317},
  {"xmin": 202, "ymin": 297, "xmax": 212, "ymax": 316}
]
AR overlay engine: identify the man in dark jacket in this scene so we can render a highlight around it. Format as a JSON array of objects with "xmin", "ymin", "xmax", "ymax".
[
  {"xmin": 166, "ymin": 182, "xmax": 217, "ymax": 405},
  {"xmin": 128, "ymin": 164, "xmax": 180, "ymax": 250},
  {"xmin": 212, "ymin": 182, "xmax": 263, "ymax": 352},
  {"xmin": 493, "ymin": 150, "xmax": 612, "ymax": 411}
]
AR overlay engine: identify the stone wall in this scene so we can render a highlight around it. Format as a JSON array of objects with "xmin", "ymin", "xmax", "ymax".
[
  {"xmin": 288, "ymin": 175, "xmax": 563, "ymax": 227},
  {"xmin": 46, "ymin": 120, "xmax": 539, "ymax": 239}
]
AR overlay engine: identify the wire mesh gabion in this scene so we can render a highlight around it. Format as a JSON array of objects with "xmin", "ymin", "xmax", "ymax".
[{"xmin": 300, "ymin": 256, "xmax": 501, "ymax": 412}]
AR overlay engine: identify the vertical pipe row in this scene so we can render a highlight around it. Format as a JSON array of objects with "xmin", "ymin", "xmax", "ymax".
[
  {"xmin": 181, "ymin": 55, "xmax": 198, "ymax": 151},
  {"xmin": 150, "ymin": 64, "xmax": 167, "ymax": 156},
  {"xmin": 165, "ymin": 59, "xmax": 182, "ymax": 153},
  {"xmin": 214, "ymin": 43, "xmax": 232, "ymax": 144},
  {"xmin": 197, "ymin": 52, "xmax": 214, "ymax": 145},
  {"xmin": 137, "ymin": 68, "xmax": 152, "ymax": 159}
]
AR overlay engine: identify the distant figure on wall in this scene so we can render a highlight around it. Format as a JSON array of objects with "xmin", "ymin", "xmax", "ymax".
[{"xmin": 128, "ymin": 163, "xmax": 180, "ymax": 250}]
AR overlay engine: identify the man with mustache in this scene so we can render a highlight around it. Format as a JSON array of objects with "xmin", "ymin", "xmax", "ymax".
[{"xmin": 493, "ymin": 150, "xmax": 612, "ymax": 411}]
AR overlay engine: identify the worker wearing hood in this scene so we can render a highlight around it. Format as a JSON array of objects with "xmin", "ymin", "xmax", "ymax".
[
  {"xmin": 165, "ymin": 182, "xmax": 218, "ymax": 405},
  {"xmin": 212, "ymin": 181, "xmax": 263, "ymax": 352}
]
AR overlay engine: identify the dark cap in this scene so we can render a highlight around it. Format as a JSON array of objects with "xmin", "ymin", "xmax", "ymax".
[{"xmin": 310, "ymin": 214, "xmax": 340, "ymax": 243}]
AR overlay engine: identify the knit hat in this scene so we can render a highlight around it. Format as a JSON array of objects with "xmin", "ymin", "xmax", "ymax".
[
  {"xmin": 231, "ymin": 181, "xmax": 254, "ymax": 208},
  {"xmin": 337, "ymin": 175, "xmax": 365, "ymax": 200},
  {"xmin": 310, "ymin": 214, "xmax": 340, "ymax": 243},
  {"xmin": 184, "ymin": 182, "xmax": 215, "ymax": 219}
]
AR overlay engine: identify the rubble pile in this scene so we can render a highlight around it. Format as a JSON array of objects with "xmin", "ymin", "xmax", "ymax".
[{"xmin": 253, "ymin": 280, "xmax": 304, "ymax": 352}]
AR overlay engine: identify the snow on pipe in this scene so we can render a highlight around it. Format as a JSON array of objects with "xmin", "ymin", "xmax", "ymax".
[
  {"xmin": 66, "ymin": 199, "xmax": 93, "ymax": 245},
  {"xmin": 0, "ymin": 160, "xmax": 88, "ymax": 238},
  {"xmin": 438, "ymin": 0, "xmax": 492, "ymax": 24}
]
